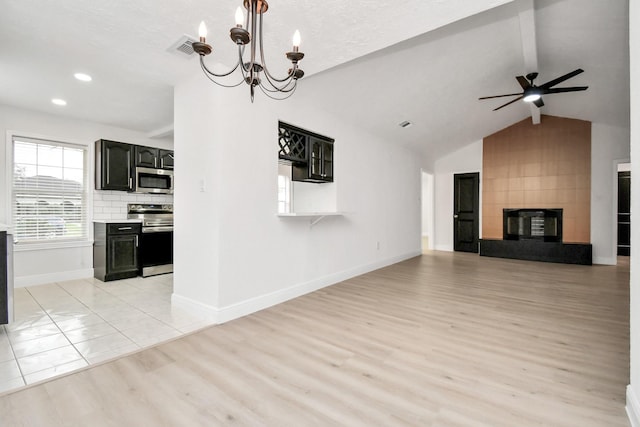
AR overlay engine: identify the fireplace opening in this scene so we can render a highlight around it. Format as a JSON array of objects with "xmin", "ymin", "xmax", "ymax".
[{"xmin": 503, "ymin": 208, "xmax": 563, "ymax": 242}]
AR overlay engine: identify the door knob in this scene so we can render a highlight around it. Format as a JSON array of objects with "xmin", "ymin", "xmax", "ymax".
[{"xmin": 453, "ymin": 214, "xmax": 459, "ymax": 219}]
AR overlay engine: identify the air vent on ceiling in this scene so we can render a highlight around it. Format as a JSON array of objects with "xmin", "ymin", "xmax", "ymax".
[
  {"xmin": 399, "ymin": 120, "xmax": 413, "ymax": 128},
  {"xmin": 168, "ymin": 35, "xmax": 198, "ymax": 57}
]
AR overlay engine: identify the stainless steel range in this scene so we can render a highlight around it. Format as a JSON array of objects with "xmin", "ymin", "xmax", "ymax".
[{"xmin": 127, "ymin": 204, "xmax": 173, "ymax": 277}]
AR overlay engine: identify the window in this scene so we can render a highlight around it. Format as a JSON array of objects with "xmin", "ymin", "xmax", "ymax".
[
  {"xmin": 278, "ymin": 162, "xmax": 292, "ymax": 213},
  {"xmin": 12, "ymin": 136, "xmax": 88, "ymax": 244}
]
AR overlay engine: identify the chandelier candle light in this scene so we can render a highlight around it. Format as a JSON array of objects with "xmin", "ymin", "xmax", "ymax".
[{"xmin": 192, "ymin": 0, "xmax": 305, "ymax": 102}]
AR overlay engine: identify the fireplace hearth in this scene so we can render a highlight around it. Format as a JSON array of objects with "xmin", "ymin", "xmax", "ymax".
[{"xmin": 479, "ymin": 207, "xmax": 591, "ymax": 265}]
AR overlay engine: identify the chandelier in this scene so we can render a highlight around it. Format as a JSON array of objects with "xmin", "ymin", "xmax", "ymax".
[{"xmin": 192, "ymin": 0, "xmax": 305, "ymax": 102}]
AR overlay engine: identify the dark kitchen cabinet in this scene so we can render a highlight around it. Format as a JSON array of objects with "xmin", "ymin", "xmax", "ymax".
[
  {"xmin": 159, "ymin": 149, "xmax": 174, "ymax": 170},
  {"xmin": 0, "ymin": 230, "xmax": 12, "ymax": 325},
  {"xmin": 93, "ymin": 222, "xmax": 141, "ymax": 281},
  {"xmin": 293, "ymin": 137, "xmax": 334, "ymax": 183},
  {"xmin": 95, "ymin": 140, "xmax": 134, "ymax": 191},
  {"xmin": 135, "ymin": 146, "xmax": 158, "ymax": 168}
]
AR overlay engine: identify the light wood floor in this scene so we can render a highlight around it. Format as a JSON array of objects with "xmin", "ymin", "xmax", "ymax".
[{"xmin": 0, "ymin": 252, "xmax": 630, "ymax": 426}]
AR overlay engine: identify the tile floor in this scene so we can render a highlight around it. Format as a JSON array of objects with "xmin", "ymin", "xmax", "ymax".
[{"xmin": 0, "ymin": 274, "xmax": 214, "ymax": 394}]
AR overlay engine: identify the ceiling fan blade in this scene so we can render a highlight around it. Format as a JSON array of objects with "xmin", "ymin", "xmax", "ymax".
[
  {"xmin": 543, "ymin": 86, "xmax": 589, "ymax": 94},
  {"xmin": 516, "ymin": 76, "xmax": 530, "ymax": 90},
  {"xmin": 479, "ymin": 93, "xmax": 523, "ymax": 100},
  {"xmin": 493, "ymin": 95, "xmax": 524, "ymax": 111},
  {"xmin": 533, "ymin": 98, "xmax": 544, "ymax": 108},
  {"xmin": 539, "ymin": 68, "xmax": 584, "ymax": 89}
]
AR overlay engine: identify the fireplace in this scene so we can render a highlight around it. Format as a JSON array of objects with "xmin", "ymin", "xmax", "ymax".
[
  {"xmin": 503, "ymin": 208, "xmax": 562, "ymax": 242},
  {"xmin": 481, "ymin": 208, "xmax": 589, "ymax": 265}
]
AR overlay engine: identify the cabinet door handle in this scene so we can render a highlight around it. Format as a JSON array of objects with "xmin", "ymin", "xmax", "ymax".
[
  {"xmin": 129, "ymin": 177, "xmax": 133, "ymax": 190},
  {"xmin": 135, "ymin": 235, "xmax": 139, "ymax": 247},
  {"xmin": 118, "ymin": 227, "xmax": 133, "ymax": 231},
  {"xmin": 154, "ymin": 157, "xmax": 158, "ymax": 168},
  {"xmin": 160, "ymin": 158, "xmax": 164, "ymax": 169},
  {"xmin": 454, "ymin": 214, "xmax": 459, "ymax": 219}
]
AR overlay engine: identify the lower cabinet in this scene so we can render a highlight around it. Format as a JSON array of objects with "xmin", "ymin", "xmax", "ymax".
[
  {"xmin": 0, "ymin": 231, "xmax": 11, "ymax": 324},
  {"xmin": 94, "ymin": 223, "xmax": 141, "ymax": 281}
]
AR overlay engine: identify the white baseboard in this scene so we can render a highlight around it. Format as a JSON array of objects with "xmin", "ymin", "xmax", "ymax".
[
  {"xmin": 434, "ymin": 244, "xmax": 453, "ymax": 252},
  {"xmin": 171, "ymin": 293, "xmax": 219, "ymax": 323},
  {"xmin": 172, "ymin": 250, "xmax": 421, "ymax": 325},
  {"xmin": 627, "ymin": 385, "xmax": 640, "ymax": 427},
  {"xmin": 14, "ymin": 268, "xmax": 94, "ymax": 288},
  {"xmin": 592, "ymin": 255, "xmax": 616, "ymax": 265}
]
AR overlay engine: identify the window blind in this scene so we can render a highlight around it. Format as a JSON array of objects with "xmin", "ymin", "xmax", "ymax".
[{"xmin": 12, "ymin": 136, "xmax": 89, "ymax": 244}]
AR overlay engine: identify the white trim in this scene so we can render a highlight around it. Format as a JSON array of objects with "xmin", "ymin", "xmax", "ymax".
[
  {"xmin": 435, "ymin": 244, "xmax": 453, "ymax": 252},
  {"xmin": 171, "ymin": 250, "xmax": 421, "ymax": 325},
  {"xmin": 7, "ymin": 130, "xmax": 93, "ymax": 245},
  {"xmin": 611, "ymin": 157, "xmax": 631, "ymax": 265},
  {"xmin": 171, "ymin": 293, "xmax": 219, "ymax": 323},
  {"xmin": 627, "ymin": 385, "xmax": 640, "ymax": 427},
  {"xmin": 592, "ymin": 256, "xmax": 617, "ymax": 266},
  {"xmin": 14, "ymin": 268, "xmax": 94, "ymax": 288},
  {"xmin": 13, "ymin": 240, "xmax": 93, "ymax": 252}
]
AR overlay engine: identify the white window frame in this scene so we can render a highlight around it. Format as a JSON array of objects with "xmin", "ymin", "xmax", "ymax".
[{"xmin": 7, "ymin": 131, "xmax": 92, "ymax": 250}]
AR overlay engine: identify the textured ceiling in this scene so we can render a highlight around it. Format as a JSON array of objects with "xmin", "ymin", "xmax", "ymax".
[{"xmin": 0, "ymin": 0, "xmax": 630, "ymax": 160}]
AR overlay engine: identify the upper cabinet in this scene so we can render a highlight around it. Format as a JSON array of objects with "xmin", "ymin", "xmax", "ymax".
[
  {"xmin": 159, "ymin": 149, "xmax": 174, "ymax": 170},
  {"xmin": 307, "ymin": 137, "xmax": 334, "ymax": 182},
  {"xmin": 135, "ymin": 146, "xmax": 158, "ymax": 168},
  {"xmin": 134, "ymin": 146, "xmax": 174, "ymax": 170},
  {"xmin": 293, "ymin": 137, "xmax": 334, "ymax": 183},
  {"xmin": 96, "ymin": 140, "xmax": 174, "ymax": 192},
  {"xmin": 279, "ymin": 122, "xmax": 334, "ymax": 183},
  {"xmin": 95, "ymin": 139, "xmax": 134, "ymax": 191}
]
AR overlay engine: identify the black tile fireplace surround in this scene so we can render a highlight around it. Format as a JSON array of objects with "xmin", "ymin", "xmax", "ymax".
[{"xmin": 480, "ymin": 208, "xmax": 592, "ymax": 265}]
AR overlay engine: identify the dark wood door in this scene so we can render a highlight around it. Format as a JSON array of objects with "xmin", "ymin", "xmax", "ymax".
[
  {"xmin": 454, "ymin": 172, "xmax": 479, "ymax": 253},
  {"xmin": 618, "ymin": 171, "xmax": 631, "ymax": 256}
]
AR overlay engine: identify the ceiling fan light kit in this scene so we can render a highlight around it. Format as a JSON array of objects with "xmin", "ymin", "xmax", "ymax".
[
  {"xmin": 479, "ymin": 69, "xmax": 588, "ymax": 111},
  {"xmin": 192, "ymin": 0, "xmax": 305, "ymax": 102}
]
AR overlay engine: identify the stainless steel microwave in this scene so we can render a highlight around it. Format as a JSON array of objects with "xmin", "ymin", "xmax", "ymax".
[{"xmin": 135, "ymin": 167, "xmax": 174, "ymax": 194}]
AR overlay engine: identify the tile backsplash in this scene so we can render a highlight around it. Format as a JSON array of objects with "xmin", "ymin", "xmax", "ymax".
[{"xmin": 93, "ymin": 191, "xmax": 173, "ymax": 220}]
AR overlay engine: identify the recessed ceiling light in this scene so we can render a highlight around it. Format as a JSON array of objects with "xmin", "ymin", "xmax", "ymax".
[
  {"xmin": 51, "ymin": 98, "xmax": 67, "ymax": 106},
  {"xmin": 74, "ymin": 73, "xmax": 92, "ymax": 82}
]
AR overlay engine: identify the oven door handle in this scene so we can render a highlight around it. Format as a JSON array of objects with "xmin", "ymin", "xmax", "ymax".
[{"xmin": 142, "ymin": 226, "xmax": 174, "ymax": 233}]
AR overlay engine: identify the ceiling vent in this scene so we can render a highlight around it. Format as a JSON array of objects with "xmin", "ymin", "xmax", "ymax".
[
  {"xmin": 399, "ymin": 120, "xmax": 413, "ymax": 128},
  {"xmin": 168, "ymin": 35, "xmax": 198, "ymax": 57}
]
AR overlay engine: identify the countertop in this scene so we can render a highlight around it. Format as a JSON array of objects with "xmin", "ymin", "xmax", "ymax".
[{"xmin": 92, "ymin": 219, "xmax": 142, "ymax": 224}]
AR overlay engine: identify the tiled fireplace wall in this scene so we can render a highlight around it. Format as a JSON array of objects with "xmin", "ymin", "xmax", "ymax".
[
  {"xmin": 482, "ymin": 115, "xmax": 591, "ymax": 243},
  {"xmin": 93, "ymin": 191, "xmax": 173, "ymax": 221}
]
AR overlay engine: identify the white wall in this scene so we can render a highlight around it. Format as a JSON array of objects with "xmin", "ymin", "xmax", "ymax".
[
  {"xmin": 627, "ymin": 0, "xmax": 640, "ymax": 424},
  {"xmin": 0, "ymin": 104, "xmax": 173, "ymax": 286},
  {"xmin": 591, "ymin": 122, "xmax": 631, "ymax": 265},
  {"xmin": 433, "ymin": 140, "xmax": 483, "ymax": 251},
  {"xmin": 173, "ymin": 74, "xmax": 422, "ymax": 322}
]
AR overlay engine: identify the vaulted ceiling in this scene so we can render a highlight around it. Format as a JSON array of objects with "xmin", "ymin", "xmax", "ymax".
[{"xmin": 0, "ymin": 0, "xmax": 629, "ymax": 161}]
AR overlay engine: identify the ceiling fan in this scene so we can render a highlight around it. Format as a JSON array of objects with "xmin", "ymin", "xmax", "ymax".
[{"xmin": 479, "ymin": 68, "xmax": 588, "ymax": 111}]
